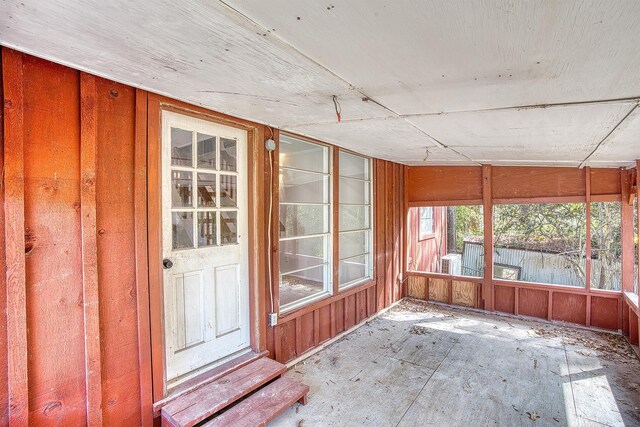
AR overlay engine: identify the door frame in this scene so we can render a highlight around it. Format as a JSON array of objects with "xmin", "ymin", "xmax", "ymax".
[{"xmin": 139, "ymin": 93, "xmax": 268, "ymax": 405}]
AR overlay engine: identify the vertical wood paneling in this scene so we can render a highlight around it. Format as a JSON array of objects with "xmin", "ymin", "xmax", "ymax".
[
  {"xmin": 79, "ymin": 72, "xmax": 103, "ymax": 426},
  {"xmin": 318, "ymin": 305, "xmax": 331, "ymax": 344},
  {"xmin": 585, "ymin": 167, "xmax": 592, "ymax": 326},
  {"xmin": 146, "ymin": 95, "xmax": 164, "ymax": 402},
  {"xmin": 590, "ymin": 297, "xmax": 619, "ymax": 330},
  {"xmin": 385, "ymin": 162, "xmax": 393, "ymax": 307},
  {"xmin": 552, "ymin": 293, "xmax": 587, "ymax": 325},
  {"xmin": 95, "ymin": 78, "xmax": 141, "ymax": 425},
  {"xmin": 637, "ymin": 160, "xmax": 640, "ymax": 290},
  {"xmin": 482, "ymin": 165, "xmax": 493, "ymax": 311},
  {"xmin": 620, "ymin": 169, "xmax": 634, "ymax": 293},
  {"xmin": 134, "ymin": 88, "xmax": 153, "ymax": 426},
  {"xmin": 391, "ymin": 163, "xmax": 399, "ymax": 303},
  {"xmin": 335, "ymin": 299, "xmax": 345, "ymax": 334},
  {"xmin": 518, "ymin": 289, "xmax": 548, "ymax": 320},
  {"xmin": 23, "ymin": 53, "xmax": 86, "ymax": 425},
  {"xmin": 355, "ymin": 291, "xmax": 366, "ymax": 323},
  {"xmin": 248, "ymin": 125, "xmax": 268, "ymax": 355},
  {"xmin": 0, "ymin": 47, "xmax": 8, "ymax": 427},
  {"xmin": 1, "ymin": 49, "xmax": 410, "ymax": 414},
  {"xmin": 2, "ymin": 47, "xmax": 29, "ymax": 426},
  {"xmin": 494, "ymin": 285, "xmax": 515, "ymax": 314},
  {"xmin": 299, "ymin": 313, "xmax": 315, "ymax": 354}
]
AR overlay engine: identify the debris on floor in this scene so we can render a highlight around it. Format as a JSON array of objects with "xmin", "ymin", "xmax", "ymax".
[{"xmin": 269, "ymin": 299, "xmax": 640, "ymax": 427}]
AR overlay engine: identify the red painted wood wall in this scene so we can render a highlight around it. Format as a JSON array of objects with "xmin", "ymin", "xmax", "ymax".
[
  {"xmin": 407, "ymin": 164, "xmax": 635, "ymax": 332},
  {"xmin": 1, "ymin": 48, "xmax": 142, "ymax": 425},
  {"xmin": 0, "ymin": 48, "xmax": 407, "ymax": 424},
  {"xmin": 406, "ymin": 206, "xmax": 447, "ymax": 272},
  {"xmin": 267, "ymin": 160, "xmax": 406, "ymax": 364}
]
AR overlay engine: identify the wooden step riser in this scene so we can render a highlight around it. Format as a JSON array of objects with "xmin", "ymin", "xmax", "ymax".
[
  {"xmin": 154, "ymin": 351, "xmax": 268, "ymax": 417},
  {"xmin": 203, "ymin": 377, "xmax": 309, "ymax": 427},
  {"xmin": 161, "ymin": 358, "xmax": 287, "ymax": 427}
]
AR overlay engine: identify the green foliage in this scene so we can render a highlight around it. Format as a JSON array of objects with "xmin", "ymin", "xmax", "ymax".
[
  {"xmin": 493, "ymin": 203, "xmax": 586, "ymax": 254},
  {"xmin": 453, "ymin": 205, "xmax": 483, "ymax": 252}
]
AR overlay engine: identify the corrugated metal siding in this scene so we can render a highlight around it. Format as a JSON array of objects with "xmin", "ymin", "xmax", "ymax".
[{"xmin": 463, "ymin": 242, "xmax": 622, "ymax": 290}]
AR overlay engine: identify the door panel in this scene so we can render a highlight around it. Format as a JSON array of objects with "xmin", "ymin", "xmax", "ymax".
[
  {"xmin": 215, "ymin": 264, "xmax": 240, "ymax": 337},
  {"xmin": 161, "ymin": 111, "xmax": 249, "ymax": 386}
]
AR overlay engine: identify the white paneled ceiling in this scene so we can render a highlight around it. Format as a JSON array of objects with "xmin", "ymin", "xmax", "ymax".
[{"xmin": 1, "ymin": 0, "xmax": 639, "ymax": 167}]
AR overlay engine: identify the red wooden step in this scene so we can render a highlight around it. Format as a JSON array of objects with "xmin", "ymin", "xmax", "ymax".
[
  {"xmin": 154, "ymin": 351, "xmax": 268, "ymax": 417},
  {"xmin": 202, "ymin": 377, "xmax": 309, "ymax": 427},
  {"xmin": 161, "ymin": 358, "xmax": 287, "ymax": 427}
]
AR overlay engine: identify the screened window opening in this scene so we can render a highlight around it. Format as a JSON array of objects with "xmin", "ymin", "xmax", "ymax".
[
  {"xmin": 493, "ymin": 203, "xmax": 587, "ymax": 287},
  {"xmin": 338, "ymin": 152, "xmax": 373, "ymax": 288},
  {"xmin": 590, "ymin": 202, "xmax": 622, "ymax": 291},
  {"xmin": 407, "ymin": 205, "xmax": 484, "ymax": 278},
  {"xmin": 635, "ymin": 197, "xmax": 638, "ymax": 294},
  {"xmin": 278, "ymin": 135, "xmax": 332, "ymax": 310}
]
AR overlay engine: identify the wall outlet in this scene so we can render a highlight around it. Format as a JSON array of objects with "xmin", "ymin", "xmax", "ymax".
[{"xmin": 268, "ymin": 312, "xmax": 278, "ymax": 326}]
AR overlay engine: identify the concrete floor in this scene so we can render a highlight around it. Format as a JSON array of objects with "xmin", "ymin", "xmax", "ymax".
[{"xmin": 270, "ymin": 299, "xmax": 640, "ymax": 427}]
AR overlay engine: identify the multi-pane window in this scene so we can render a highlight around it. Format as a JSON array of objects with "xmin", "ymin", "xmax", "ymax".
[
  {"xmin": 278, "ymin": 135, "xmax": 332, "ymax": 310},
  {"xmin": 170, "ymin": 127, "xmax": 238, "ymax": 249},
  {"xmin": 338, "ymin": 152, "xmax": 373, "ymax": 288},
  {"xmin": 419, "ymin": 207, "xmax": 434, "ymax": 237}
]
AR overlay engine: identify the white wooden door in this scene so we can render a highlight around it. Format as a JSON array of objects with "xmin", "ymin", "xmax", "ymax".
[{"xmin": 161, "ymin": 111, "xmax": 249, "ymax": 385}]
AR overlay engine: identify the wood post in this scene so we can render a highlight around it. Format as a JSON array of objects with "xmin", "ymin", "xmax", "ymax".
[
  {"xmin": 637, "ymin": 160, "xmax": 640, "ymax": 293},
  {"xmin": 482, "ymin": 165, "xmax": 494, "ymax": 311},
  {"xmin": 332, "ymin": 149, "xmax": 340, "ymax": 296},
  {"xmin": 621, "ymin": 168, "xmax": 634, "ymax": 293},
  {"xmin": 585, "ymin": 167, "xmax": 592, "ymax": 326},
  {"xmin": 134, "ymin": 88, "xmax": 154, "ymax": 426}
]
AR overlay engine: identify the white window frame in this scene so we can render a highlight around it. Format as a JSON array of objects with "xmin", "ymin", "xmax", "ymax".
[
  {"xmin": 278, "ymin": 134, "xmax": 333, "ymax": 313},
  {"xmin": 419, "ymin": 206, "xmax": 434, "ymax": 238},
  {"xmin": 338, "ymin": 151, "xmax": 374, "ymax": 290}
]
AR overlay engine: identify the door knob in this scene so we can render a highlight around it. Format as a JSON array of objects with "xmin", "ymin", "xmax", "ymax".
[{"xmin": 163, "ymin": 259, "xmax": 173, "ymax": 269}]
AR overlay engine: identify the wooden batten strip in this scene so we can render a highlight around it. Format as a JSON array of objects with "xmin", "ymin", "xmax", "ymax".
[
  {"xmin": 248, "ymin": 125, "xmax": 267, "ymax": 353},
  {"xmin": 272, "ymin": 130, "xmax": 280, "ymax": 315},
  {"xmin": 146, "ymin": 95, "xmax": 165, "ymax": 402},
  {"xmin": 0, "ymin": 48, "xmax": 7, "ymax": 427},
  {"xmin": 313, "ymin": 310, "xmax": 320, "ymax": 346},
  {"xmin": 2, "ymin": 48, "xmax": 29, "ymax": 426},
  {"xmin": 79, "ymin": 72, "xmax": 103, "ymax": 426},
  {"xmin": 385, "ymin": 162, "xmax": 393, "ymax": 307},
  {"xmin": 620, "ymin": 169, "xmax": 634, "ymax": 293},
  {"xmin": 402, "ymin": 166, "xmax": 409, "ymax": 297},
  {"xmin": 332, "ymin": 149, "xmax": 339, "ymax": 295},
  {"xmin": 637, "ymin": 161, "xmax": 640, "ymax": 291},
  {"xmin": 482, "ymin": 165, "xmax": 494, "ymax": 311},
  {"xmin": 133, "ymin": 88, "xmax": 153, "ymax": 426}
]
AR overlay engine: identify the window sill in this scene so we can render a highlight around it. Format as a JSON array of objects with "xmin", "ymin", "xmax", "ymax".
[
  {"xmin": 338, "ymin": 276, "xmax": 373, "ymax": 292},
  {"xmin": 624, "ymin": 291, "xmax": 638, "ymax": 311},
  {"xmin": 279, "ymin": 291, "xmax": 332, "ymax": 316}
]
